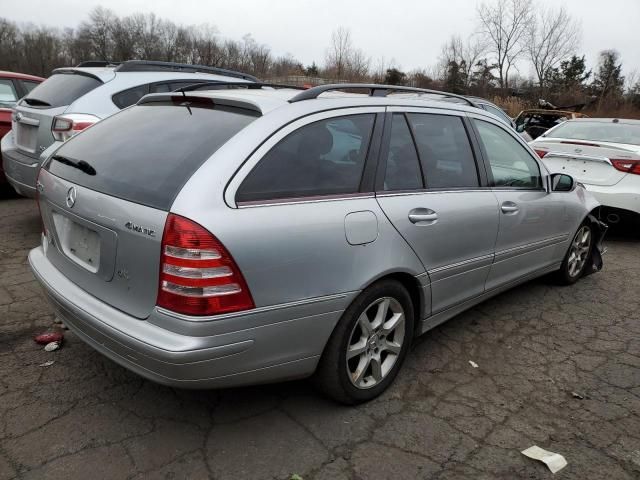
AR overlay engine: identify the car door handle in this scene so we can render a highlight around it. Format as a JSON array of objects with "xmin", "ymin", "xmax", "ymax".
[
  {"xmin": 408, "ymin": 208, "xmax": 438, "ymax": 224},
  {"xmin": 501, "ymin": 202, "xmax": 519, "ymax": 214}
]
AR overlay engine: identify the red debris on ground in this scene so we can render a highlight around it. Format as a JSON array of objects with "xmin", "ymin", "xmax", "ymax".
[{"xmin": 33, "ymin": 331, "xmax": 64, "ymax": 345}]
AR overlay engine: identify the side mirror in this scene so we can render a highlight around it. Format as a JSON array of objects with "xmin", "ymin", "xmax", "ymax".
[{"xmin": 551, "ymin": 173, "xmax": 574, "ymax": 192}]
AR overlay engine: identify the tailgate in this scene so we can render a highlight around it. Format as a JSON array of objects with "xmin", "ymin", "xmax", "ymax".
[{"xmin": 38, "ymin": 169, "xmax": 167, "ymax": 319}]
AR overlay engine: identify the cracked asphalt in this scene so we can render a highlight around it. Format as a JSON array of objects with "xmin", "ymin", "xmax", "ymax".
[{"xmin": 1, "ymin": 193, "xmax": 639, "ymax": 480}]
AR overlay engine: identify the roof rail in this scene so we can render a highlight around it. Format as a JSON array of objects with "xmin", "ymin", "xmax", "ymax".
[
  {"xmin": 113, "ymin": 60, "xmax": 258, "ymax": 81},
  {"xmin": 76, "ymin": 61, "xmax": 121, "ymax": 68},
  {"xmin": 175, "ymin": 81, "xmax": 306, "ymax": 93},
  {"xmin": 288, "ymin": 83, "xmax": 479, "ymax": 107}
]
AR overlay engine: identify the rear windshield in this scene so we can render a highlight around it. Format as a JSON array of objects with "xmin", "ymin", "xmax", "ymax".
[
  {"xmin": 21, "ymin": 73, "xmax": 102, "ymax": 108},
  {"xmin": 548, "ymin": 121, "xmax": 640, "ymax": 146},
  {"xmin": 44, "ymin": 101, "xmax": 257, "ymax": 210}
]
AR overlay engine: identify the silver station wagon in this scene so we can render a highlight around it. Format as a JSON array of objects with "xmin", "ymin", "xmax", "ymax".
[{"xmin": 30, "ymin": 83, "xmax": 606, "ymax": 404}]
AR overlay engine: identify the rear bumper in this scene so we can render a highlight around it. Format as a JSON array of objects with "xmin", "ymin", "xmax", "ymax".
[
  {"xmin": 29, "ymin": 246, "xmax": 352, "ymax": 388},
  {"xmin": 1, "ymin": 132, "xmax": 39, "ymax": 198},
  {"xmin": 583, "ymin": 176, "xmax": 640, "ymax": 215}
]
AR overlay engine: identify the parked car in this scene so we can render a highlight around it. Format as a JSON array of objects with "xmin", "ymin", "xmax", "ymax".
[
  {"xmin": 531, "ymin": 118, "xmax": 640, "ymax": 227},
  {"xmin": 0, "ymin": 70, "xmax": 44, "ymax": 188},
  {"xmin": 514, "ymin": 108, "xmax": 588, "ymax": 140},
  {"xmin": 1, "ymin": 60, "xmax": 256, "ymax": 197},
  {"xmin": 29, "ymin": 83, "xmax": 605, "ymax": 404}
]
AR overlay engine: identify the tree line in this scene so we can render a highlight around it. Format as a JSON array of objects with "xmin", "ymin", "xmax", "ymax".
[{"xmin": 0, "ymin": 1, "xmax": 638, "ymax": 115}]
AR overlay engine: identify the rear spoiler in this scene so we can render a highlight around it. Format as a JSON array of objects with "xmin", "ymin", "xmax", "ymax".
[{"xmin": 50, "ymin": 68, "xmax": 105, "ymax": 83}]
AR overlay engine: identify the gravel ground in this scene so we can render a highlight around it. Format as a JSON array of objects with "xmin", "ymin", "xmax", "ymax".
[{"xmin": 1, "ymin": 194, "xmax": 639, "ymax": 480}]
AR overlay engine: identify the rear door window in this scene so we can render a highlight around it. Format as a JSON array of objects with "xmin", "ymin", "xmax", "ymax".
[
  {"xmin": 20, "ymin": 80, "xmax": 40, "ymax": 94},
  {"xmin": 474, "ymin": 119, "xmax": 542, "ymax": 189},
  {"xmin": 407, "ymin": 113, "xmax": 479, "ymax": 189},
  {"xmin": 236, "ymin": 114, "xmax": 375, "ymax": 203},
  {"xmin": 45, "ymin": 101, "xmax": 257, "ymax": 210},
  {"xmin": 22, "ymin": 73, "xmax": 101, "ymax": 108},
  {"xmin": 0, "ymin": 79, "xmax": 18, "ymax": 108},
  {"xmin": 112, "ymin": 84, "xmax": 149, "ymax": 109},
  {"xmin": 383, "ymin": 114, "xmax": 423, "ymax": 191}
]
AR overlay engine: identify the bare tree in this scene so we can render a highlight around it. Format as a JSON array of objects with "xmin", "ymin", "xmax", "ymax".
[
  {"xmin": 439, "ymin": 34, "xmax": 486, "ymax": 88},
  {"xmin": 324, "ymin": 27, "xmax": 369, "ymax": 80},
  {"xmin": 477, "ymin": 0, "xmax": 532, "ymax": 90},
  {"xmin": 527, "ymin": 6, "xmax": 580, "ymax": 88}
]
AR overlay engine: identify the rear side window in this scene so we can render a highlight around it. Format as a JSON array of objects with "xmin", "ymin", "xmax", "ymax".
[
  {"xmin": 0, "ymin": 79, "xmax": 18, "ymax": 107},
  {"xmin": 22, "ymin": 73, "xmax": 101, "ymax": 108},
  {"xmin": 112, "ymin": 84, "xmax": 148, "ymax": 109},
  {"xmin": 236, "ymin": 114, "xmax": 375, "ymax": 203},
  {"xmin": 383, "ymin": 114, "xmax": 423, "ymax": 191},
  {"xmin": 113, "ymin": 81, "xmax": 213, "ymax": 109},
  {"xmin": 483, "ymin": 104, "xmax": 511, "ymax": 125},
  {"xmin": 407, "ymin": 114, "xmax": 479, "ymax": 189},
  {"xmin": 20, "ymin": 80, "xmax": 40, "ymax": 93},
  {"xmin": 45, "ymin": 102, "xmax": 257, "ymax": 210},
  {"xmin": 474, "ymin": 120, "xmax": 542, "ymax": 189}
]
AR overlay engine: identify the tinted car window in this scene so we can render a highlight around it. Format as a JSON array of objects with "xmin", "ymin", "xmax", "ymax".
[
  {"xmin": 0, "ymin": 80, "xmax": 18, "ymax": 107},
  {"xmin": 22, "ymin": 73, "xmax": 101, "ymax": 108},
  {"xmin": 237, "ymin": 114, "xmax": 375, "ymax": 203},
  {"xmin": 383, "ymin": 114, "xmax": 423, "ymax": 191},
  {"xmin": 483, "ymin": 104, "xmax": 512, "ymax": 125},
  {"xmin": 547, "ymin": 121, "xmax": 640, "ymax": 146},
  {"xmin": 408, "ymin": 113, "xmax": 479, "ymax": 189},
  {"xmin": 45, "ymin": 102, "xmax": 257, "ymax": 210},
  {"xmin": 112, "ymin": 84, "xmax": 149, "ymax": 109},
  {"xmin": 474, "ymin": 120, "xmax": 542, "ymax": 189},
  {"xmin": 20, "ymin": 80, "xmax": 40, "ymax": 93}
]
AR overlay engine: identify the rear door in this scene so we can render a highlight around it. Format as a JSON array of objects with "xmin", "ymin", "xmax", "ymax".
[
  {"xmin": 470, "ymin": 115, "xmax": 568, "ymax": 290},
  {"xmin": 376, "ymin": 108, "xmax": 499, "ymax": 315},
  {"xmin": 38, "ymin": 99, "xmax": 257, "ymax": 318}
]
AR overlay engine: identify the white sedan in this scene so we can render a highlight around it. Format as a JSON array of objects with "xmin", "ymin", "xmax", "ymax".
[{"xmin": 530, "ymin": 118, "xmax": 640, "ymax": 226}]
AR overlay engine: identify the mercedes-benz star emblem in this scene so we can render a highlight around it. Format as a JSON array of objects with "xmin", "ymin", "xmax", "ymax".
[{"xmin": 66, "ymin": 187, "xmax": 77, "ymax": 208}]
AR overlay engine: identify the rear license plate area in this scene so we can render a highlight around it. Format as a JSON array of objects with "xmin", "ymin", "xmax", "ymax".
[
  {"xmin": 15, "ymin": 123, "xmax": 37, "ymax": 153},
  {"xmin": 52, "ymin": 213, "xmax": 101, "ymax": 272}
]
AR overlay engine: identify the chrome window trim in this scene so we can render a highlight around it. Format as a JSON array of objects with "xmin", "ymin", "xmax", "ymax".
[
  {"xmin": 429, "ymin": 253, "xmax": 494, "ymax": 274},
  {"xmin": 225, "ymin": 106, "xmax": 386, "ymax": 208},
  {"xmin": 237, "ymin": 193, "xmax": 375, "ymax": 209}
]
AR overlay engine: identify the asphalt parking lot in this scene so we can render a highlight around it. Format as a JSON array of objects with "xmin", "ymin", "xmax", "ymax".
[{"xmin": 1, "ymin": 194, "xmax": 639, "ymax": 480}]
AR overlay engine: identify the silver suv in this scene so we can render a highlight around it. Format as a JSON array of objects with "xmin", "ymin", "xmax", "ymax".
[
  {"xmin": 2, "ymin": 60, "xmax": 256, "ymax": 197},
  {"xmin": 29, "ymin": 83, "xmax": 605, "ymax": 404}
]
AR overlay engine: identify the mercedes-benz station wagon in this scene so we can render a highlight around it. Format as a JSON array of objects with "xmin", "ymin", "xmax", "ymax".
[{"xmin": 29, "ymin": 84, "xmax": 606, "ymax": 404}]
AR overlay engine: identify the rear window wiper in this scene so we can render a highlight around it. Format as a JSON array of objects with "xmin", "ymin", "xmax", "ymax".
[
  {"xmin": 52, "ymin": 155, "xmax": 96, "ymax": 176},
  {"xmin": 22, "ymin": 98, "xmax": 52, "ymax": 107}
]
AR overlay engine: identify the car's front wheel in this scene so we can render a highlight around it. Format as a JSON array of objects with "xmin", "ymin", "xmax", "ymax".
[
  {"xmin": 314, "ymin": 279, "xmax": 414, "ymax": 404},
  {"xmin": 557, "ymin": 223, "xmax": 593, "ymax": 285}
]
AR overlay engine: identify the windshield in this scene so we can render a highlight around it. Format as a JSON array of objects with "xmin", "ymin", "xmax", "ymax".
[
  {"xmin": 548, "ymin": 121, "xmax": 640, "ymax": 146},
  {"xmin": 45, "ymin": 101, "xmax": 257, "ymax": 210}
]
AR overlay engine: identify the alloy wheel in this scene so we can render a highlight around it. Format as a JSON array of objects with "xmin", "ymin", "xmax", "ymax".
[{"xmin": 567, "ymin": 226, "xmax": 591, "ymax": 278}]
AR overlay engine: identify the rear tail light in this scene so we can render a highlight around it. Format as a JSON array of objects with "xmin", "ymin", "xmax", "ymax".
[
  {"xmin": 157, "ymin": 214, "xmax": 254, "ymax": 316},
  {"xmin": 534, "ymin": 149, "xmax": 548, "ymax": 158},
  {"xmin": 611, "ymin": 159, "xmax": 640, "ymax": 176},
  {"xmin": 51, "ymin": 113, "xmax": 99, "ymax": 141}
]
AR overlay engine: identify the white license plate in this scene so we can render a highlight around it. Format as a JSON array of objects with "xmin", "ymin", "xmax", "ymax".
[{"xmin": 52, "ymin": 213, "xmax": 101, "ymax": 272}]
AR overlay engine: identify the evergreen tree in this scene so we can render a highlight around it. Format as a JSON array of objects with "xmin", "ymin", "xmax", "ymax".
[{"xmin": 592, "ymin": 50, "xmax": 625, "ymax": 99}]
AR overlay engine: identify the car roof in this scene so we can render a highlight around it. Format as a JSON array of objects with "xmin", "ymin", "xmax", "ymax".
[
  {"xmin": 175, "ymin": 88, "xmax": 487, "ymax": 117},
  {"xmin": 0, "ymin": 70, "xmax": 45, "ymax": 82},
  {"xmin": 566, "ymin": 117, "xmax": 640, "ymax": 125}
]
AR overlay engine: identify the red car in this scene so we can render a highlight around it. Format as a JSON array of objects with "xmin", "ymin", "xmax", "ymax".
[{"xmin": 0, "ymin": 71, "xmax": 44, "ymax": 188}]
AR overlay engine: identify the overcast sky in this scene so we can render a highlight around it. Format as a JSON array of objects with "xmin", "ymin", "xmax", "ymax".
[{"xmin": 4, "ymin": 0, "xmax": 640, "ymax": 81}]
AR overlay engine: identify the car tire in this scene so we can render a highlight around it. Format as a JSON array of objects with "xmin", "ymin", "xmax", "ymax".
[
  {"xmin": 313, "ymin": 279, "xmax": 415, "ymax": 405},
  {"xmin": 556, "ymin": 222, "xmax": 593, "ymax": 285}
]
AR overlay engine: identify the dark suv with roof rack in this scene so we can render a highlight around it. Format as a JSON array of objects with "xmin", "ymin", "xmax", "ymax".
[{"xmin": 1, "ymin": 60, "xmax": 256, "ymax": 197}]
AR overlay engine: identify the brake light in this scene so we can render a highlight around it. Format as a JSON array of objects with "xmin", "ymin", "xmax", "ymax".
[
  {"xmin": 611, "ymin": 159, "xmax": 640, "ymax": 175},
  {"xmin": 157, "ymin": 214, "xmax": 254, "ymax": 316},
  {"xmin": 560, "ymin": 141, "xmax": 600, "ymax": 148},
  {"xmin": 534, "ymin": 149, "xmax": 548, "ymax": 158},
  {"xmin": 51, "ymin": 113, "xmax": 99, "ymax": 141}
]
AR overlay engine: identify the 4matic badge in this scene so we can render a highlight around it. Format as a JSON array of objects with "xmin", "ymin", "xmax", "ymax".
[{"xmin": 124, "ymin": 221, "xmax": 156, "ymax": 237}]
